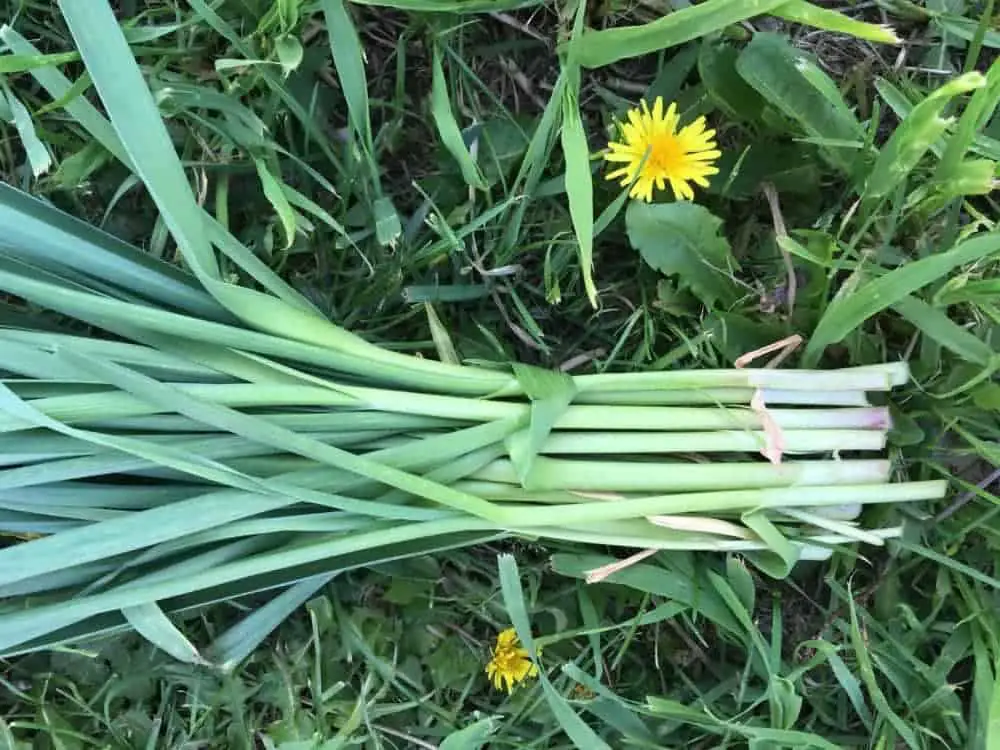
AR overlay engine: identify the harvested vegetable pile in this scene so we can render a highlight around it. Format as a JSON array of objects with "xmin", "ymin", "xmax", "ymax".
[
  {"xmin": 0, "ymin": 186, "xmax": 946, "ymax": 654},
  {"xmin": 0, "ymin": 4, "xmax": 946, "ymax": 658}
]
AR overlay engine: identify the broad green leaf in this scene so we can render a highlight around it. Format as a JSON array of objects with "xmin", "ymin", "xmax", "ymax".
[
  {"xmin": 737, "ymin": 33, "xmax": 864, "ymax": 175},
  {"xmin": 771, "ymin": 0, "xmax": 900, "ymax": 43},
  {"xmin": 716, "ymin": 142, "xmax": 822, "ymax": 198},
  {"xmin": 803, "ymin": 232, "xmax": 1000, "ymax": 365},
  {"xmin": 939, "ymin": 158, "xmax": 998, "ymax": 197},
  {"xmin": 698, "ymin": 40, "xmax": 766, "ymax": 122},
  {"xmin": 625, "ymin": 201, "xmax": 739, "ymax": 307},
  {"xmin": 57, "ymin": 0, "xmax": 219, "ymax": 284},
  {"xmin": 566, "ymin": 0, "xmax": 789, "ymax": 69},
  {"xmin": 430, "ymin": 43, "xmax": 486, "ymax": 190},
  {"xmin": 0, "ymin": 183, "xmax": 224, "ymax": 320},
  {"xmin": 864, "ymin": 72, "xmax": 986, "ymax": 201},
  {"xmin": 725, "ymin": 555, "xmax": 756, "ymax": 615},
  {"xmin": 274, "ymin": 34, "xmax": 304, "ymax": 75},
  {"xmin": 560, "ymin": 3, "xmax": 596, "ymax": 307}
]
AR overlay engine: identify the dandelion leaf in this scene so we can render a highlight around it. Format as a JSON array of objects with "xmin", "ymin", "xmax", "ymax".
[{"xmin": 625, "ymin": 201, "xmax": 739, "ymax": 308}]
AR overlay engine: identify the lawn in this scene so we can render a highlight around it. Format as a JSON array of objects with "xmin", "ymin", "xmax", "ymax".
[{"xmin": 0, "ymin": 0, "xmax": 999, "ymax": 748}]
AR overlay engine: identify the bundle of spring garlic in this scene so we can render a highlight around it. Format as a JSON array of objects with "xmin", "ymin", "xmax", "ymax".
[{"xmin": 0, "ymin": 4, "xmax": 945, "ymax": 657}]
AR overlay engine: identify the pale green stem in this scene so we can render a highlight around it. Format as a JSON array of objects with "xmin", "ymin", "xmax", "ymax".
[
  {"xmin": 538, "ymin": 429, "xmax": 886, "ymax": 454},
  {"xmin": 572, "ymin": 388, "xmax": 872, "ymax": 406},
  {"xmin": 571, "ymin": 362, "xmax": 908, "ymax": 394},
  {"xmin": 3, "ymin": 384, "xmax": 892, "ymax": 434},
  {"xmin": 484, "ymin": 481, "xmax": 948, "ymax": 526},
  {"xmin": 476, "ymin": 457, "xmax": 892, "ymax": 492}
]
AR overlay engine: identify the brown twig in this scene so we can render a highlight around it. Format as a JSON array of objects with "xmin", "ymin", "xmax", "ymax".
[
  {"xmin": 761, "ymin": 182, "xmax": 797, "ymax": 317},
  {"xmin": 490, "ymin": 11, "xmax": 550, "ymax": 45}
]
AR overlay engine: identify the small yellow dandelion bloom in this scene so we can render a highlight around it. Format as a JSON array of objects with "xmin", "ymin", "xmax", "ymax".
[
  {"xmin": 604, "ymin": 97, "xmax": 721, "ymax": 203},
  {"xmin": 485, "ymin": 627, "xmax": 538, "ymax": 693}
]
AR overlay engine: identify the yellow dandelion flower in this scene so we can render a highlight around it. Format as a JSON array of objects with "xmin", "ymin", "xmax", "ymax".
[
  {"xmin": 604, "ymin": 97, "xmax": 721, "ymax": 203},
  {"xmin": 485, "ymin": 627, "xmax": 538, "ymax": 693}
]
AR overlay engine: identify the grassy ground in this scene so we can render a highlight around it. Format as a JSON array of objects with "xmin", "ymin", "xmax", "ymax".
[{"xmin": 1, "ymin": 0, "xmax": 999, "ymax": 747}]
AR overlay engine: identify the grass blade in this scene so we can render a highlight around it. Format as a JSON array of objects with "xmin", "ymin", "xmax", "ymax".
[
  {"xmin": 122, "ymin": 602, "xmax": 208, "ymax": 665},
  {"xmin": 498, "ymin": 554, "xmax": 613, "ymax": 750},
  {"xmin": 803, "ymin": 232, "xmax": 1000, "ymax": 365},
  {"xmin": 205, "ymin": 574, "xmax": 335, "ymax": 671},
  {"xmin": 864, "ymin": 72, "xmax": 986, "ymax": 201},
  {"xmin": 566, "ymin": 0, "xmax": 788, "ymax": 68},
  {"xmin": 430, "ymin": 42, "xmax": 486, "ymax": 190},
  {"xmin": 320, "ymin": 0, "xmax": 372, "ymax": 148},
  {"xmin": 561, "ymin": 85, "xmax": 597, "ymax": 307},
  {"xmin": 771, "ymin": 0, "xmax": 900, "ymax": 43}
]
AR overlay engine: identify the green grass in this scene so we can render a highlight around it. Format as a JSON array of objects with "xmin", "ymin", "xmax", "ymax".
[{"xmin": 1, "ymin": 0, "xmax": 999, "ymax": 748}]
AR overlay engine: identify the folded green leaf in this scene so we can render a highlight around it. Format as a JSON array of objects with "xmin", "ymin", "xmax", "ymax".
[
  {"xmin": 566, "ymin": 0, "xmax": 788, "ymax": 69},
  {"xmin": 864, "ymin": 72, "xmax": 986, "ymax": 201},
  {"xmin": 772, "ymin": 0, "xmax": 900, "ymax": 44}
]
